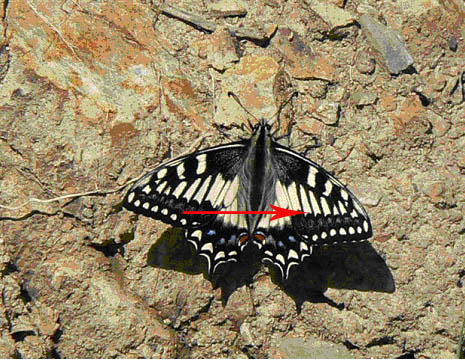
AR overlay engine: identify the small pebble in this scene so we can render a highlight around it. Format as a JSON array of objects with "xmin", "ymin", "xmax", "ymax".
[{"xmin": 448, "ymin": 36, "xmax": 458, "ymax": 52}]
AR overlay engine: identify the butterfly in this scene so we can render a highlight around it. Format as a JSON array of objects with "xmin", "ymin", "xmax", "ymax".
[{"xmin": 123, "ymin": 119, "xmax": 372, "ymax": 282}]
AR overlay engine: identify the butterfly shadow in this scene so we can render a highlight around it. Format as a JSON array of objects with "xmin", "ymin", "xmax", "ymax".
[
  {"xmin": 147, "ymin": 227, "xmax": 262, "ymax": 304},
  {"xmin": 147, "ymin": 229, "xmax": 395, "ymax": 311},
  {"xmin": 270, "ymin": 241, "xmax": 395, "ymax": 312}
]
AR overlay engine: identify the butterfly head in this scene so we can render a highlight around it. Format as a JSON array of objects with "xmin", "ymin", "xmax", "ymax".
[{"xmin": 252, "ymin": 119, "xmax": 273, "ymax": 135}]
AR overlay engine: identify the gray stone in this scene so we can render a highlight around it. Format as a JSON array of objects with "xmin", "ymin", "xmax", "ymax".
[{"xmin": 359, "ymin": 14, "xmax": 414, "ymax": 74}]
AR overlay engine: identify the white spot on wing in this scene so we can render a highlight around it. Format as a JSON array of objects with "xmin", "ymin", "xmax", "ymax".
[
  {"xmin": 320, "ymin": 197, "xmax": 331, "ymax": 216},
  {"xmin": 349, "ymin": 226, "xmax": 355, "ymax": 234},
  {"xmin": 323, "ymin": 181, "xmax": 333, "ymax": 196},
  {"xmin": 309, "ymin": 191, "xmax": 321, "ymax": 215},
  {"xmin": 142, "ymin": 185, "xmax": 152, "ymax": 194},
  {"xmin": 193, "ymin": 175, "xmax": 212, "ymax": 203},
  {"xmin": 143, "ymin": 202, "xmax": 149, "ymax": 209},
  {"xmin": 228, "ymin": 199, "xmax": 239, "ymax": 226},
  {"xmin": 330, "ymin": 229, "xmax": 336, "ymax": 236},
  {"xmin": 223, "ymin": 212, "xmax": 231, "ymax": 225},
  {"xmin": 134, "ymin": 200, "xmax": 140, "ymax": 207},
  {"xmin": 307, "ymin": 166, "xmax": 318, "ymax": 188},
  {"xmin": 230, "ymin": 212, "xmax": 239, "ymax": 227},
  {"xmin": 363, "ymin": 220, "xmax": 369, "ymax": 232},
  {"xmin": 191, "ymin": 230, "xmax": 202, "ymax": 239},
  {"xmin": 341, "ymin": 189, "xmax": 349, "ymax": 201},
  {"xmin": 196, "ymin": 154, "xmax": 207, "ymax": 175},
  {"xmin": 299, "ymin": 186, "xmax": 312, "ymax": 213},
  {"xmin": 177, "ymin": 163, "xmax": 186, "ymax": 179},
  {"xmin": 288, "ymin": 249, "xmax": 299, "ymax": 260},
  {"xmin": 184, "ymin": 178, "xmax": 202, "ymax": 202},
  {"xmin": 161, "ymin": 208, "xmax": 168, "ymax": 215},
  {"xmin": 201, "ymin": 242, "xmax": 213, "ymax": 253},
  {"xmin": 127, "ymin": 192, "xmax": 135, "ymax": 203},
  {"xmin": 214, "ymin": 251, "xmax": 225, "ymax": 261},
  {"xmin": 213, "ymin": 179, "xmax": 232, "ymax": 207},
  {"xmin": 239, "ymin": 214, "xmax": 247, "ymax": 229},
  {"xmin": 156, "ymin": 181, "xmax": 167, "ymax": 193},
  {"xmin": 173, "ymin": 181, "xmax": 187, "ymax": 197},
  {"xmin": 338, "ymin": 200, "xmax": 347, "ymax": 215},
  {"xmin": 300, "ymin": 242, "xmax": 308, "ymax": 251},
  {"xmin": 276, "ymin": 181, "xmax": 289, "ymax": 209},
  {"xmin": 276, "ymin": 254, "xmax": 285, "ymax": 264},
  {"xmin": 287, "ymin": 182, "xmax": 300, "ymax": 210},
  {"xmin": 274, "ymin": 263, "xmax": 284, "ymax": 279},
  {"xmin": 205, "ymin": 174, "xmax": 226, "ymax": 204},
  {"xmin": 223, "ymin": 176, "xmax": 239, "ymax": 207},
  {"xmin": 157, "ymin": 168, "xmax": 167, "ymax": 179},
  {"xmin": 339, "ymin": 228, "xmax": 347, "ymax": 235}
]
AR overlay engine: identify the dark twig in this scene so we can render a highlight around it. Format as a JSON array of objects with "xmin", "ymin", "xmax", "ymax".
[{"xmin": 158, "ymin": 4, "xmax": 274, "ymax": 42}]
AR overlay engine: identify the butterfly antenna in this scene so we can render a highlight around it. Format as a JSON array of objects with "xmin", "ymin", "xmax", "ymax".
[
  {"xmin": 228, "ymin": 91, "xmax": 257, "ymax": 131},
  {"xmin": 271, "ymin": 91, "xmax": 298, "ymax": 137}
]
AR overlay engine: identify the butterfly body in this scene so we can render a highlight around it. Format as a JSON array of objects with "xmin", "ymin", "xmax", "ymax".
[
  {"xmin": 123, "ymin": 121, "xmax": 372, "ymax": 281},
  {"xmin": 239, "ymin": 120, "xmax": 277, "ymax": 230}
]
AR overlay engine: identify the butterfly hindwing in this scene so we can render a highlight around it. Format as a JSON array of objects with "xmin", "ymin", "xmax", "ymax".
[
  {"xmin": 185, "ymin": 220, "xmax": 249, "ymax": 277},
  {"xmin": 254, "ymin": 225, "xmax": 309, "ymax": 281}
]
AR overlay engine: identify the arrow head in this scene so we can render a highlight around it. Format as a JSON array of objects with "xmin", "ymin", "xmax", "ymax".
[{"xmin": 269, "ymin": 204, "xmax": 306, "ymax": 221}]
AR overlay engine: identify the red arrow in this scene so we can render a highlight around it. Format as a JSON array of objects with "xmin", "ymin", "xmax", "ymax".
[{"xmin": 183, "ymin": 204, "xmax": 306, "ymax": 222}]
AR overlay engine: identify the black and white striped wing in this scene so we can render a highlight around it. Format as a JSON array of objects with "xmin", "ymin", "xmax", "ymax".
[
  {"xmin": 254, "ymin": 143, "xmax": 372, "ymax": 281},
  {"xmin": 123, "ymin": 142, "xmax": 250, "ymax": 275}
]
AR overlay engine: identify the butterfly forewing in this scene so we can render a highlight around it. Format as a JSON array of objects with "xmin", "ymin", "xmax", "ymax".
[
  {"xmin": 123, "ymin": 142, "xmax": 248, "ymax": 229},
  {"xmin": 273, "ymin": 144, "xmax": 371, "ymax": 241},
  {"xmin": 250, "ymin": 142, "xmax": 372, "ymax": 281}
]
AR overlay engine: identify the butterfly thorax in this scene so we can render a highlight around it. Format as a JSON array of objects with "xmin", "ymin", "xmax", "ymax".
[{"xmin": 239, "ymin": 123, "xmax": 277, "ymax": 231}]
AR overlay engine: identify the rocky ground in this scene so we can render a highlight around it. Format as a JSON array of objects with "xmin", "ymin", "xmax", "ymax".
[{"xmin": 0, "ymin": 0, "xmax": 464, "ymax": 358}]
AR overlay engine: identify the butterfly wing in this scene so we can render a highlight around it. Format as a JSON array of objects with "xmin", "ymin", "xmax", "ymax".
[
  {"xmin": 123, "ymin": 141, "xmax": 250, "ymax": 276},
  {"xmin": 254, "ymin": 142, "xmax": 373, "ymax": 281}
]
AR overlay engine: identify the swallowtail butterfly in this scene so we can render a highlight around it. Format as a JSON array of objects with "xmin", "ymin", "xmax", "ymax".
[{"xmin": 123, "ymin": 120, "xmax": 372, "ymax": 282}]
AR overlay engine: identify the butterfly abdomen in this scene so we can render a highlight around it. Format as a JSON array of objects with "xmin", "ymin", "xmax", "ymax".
[{"xmin": 241, "ymin": 125, "xmax": 277, "ymax": 230}]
